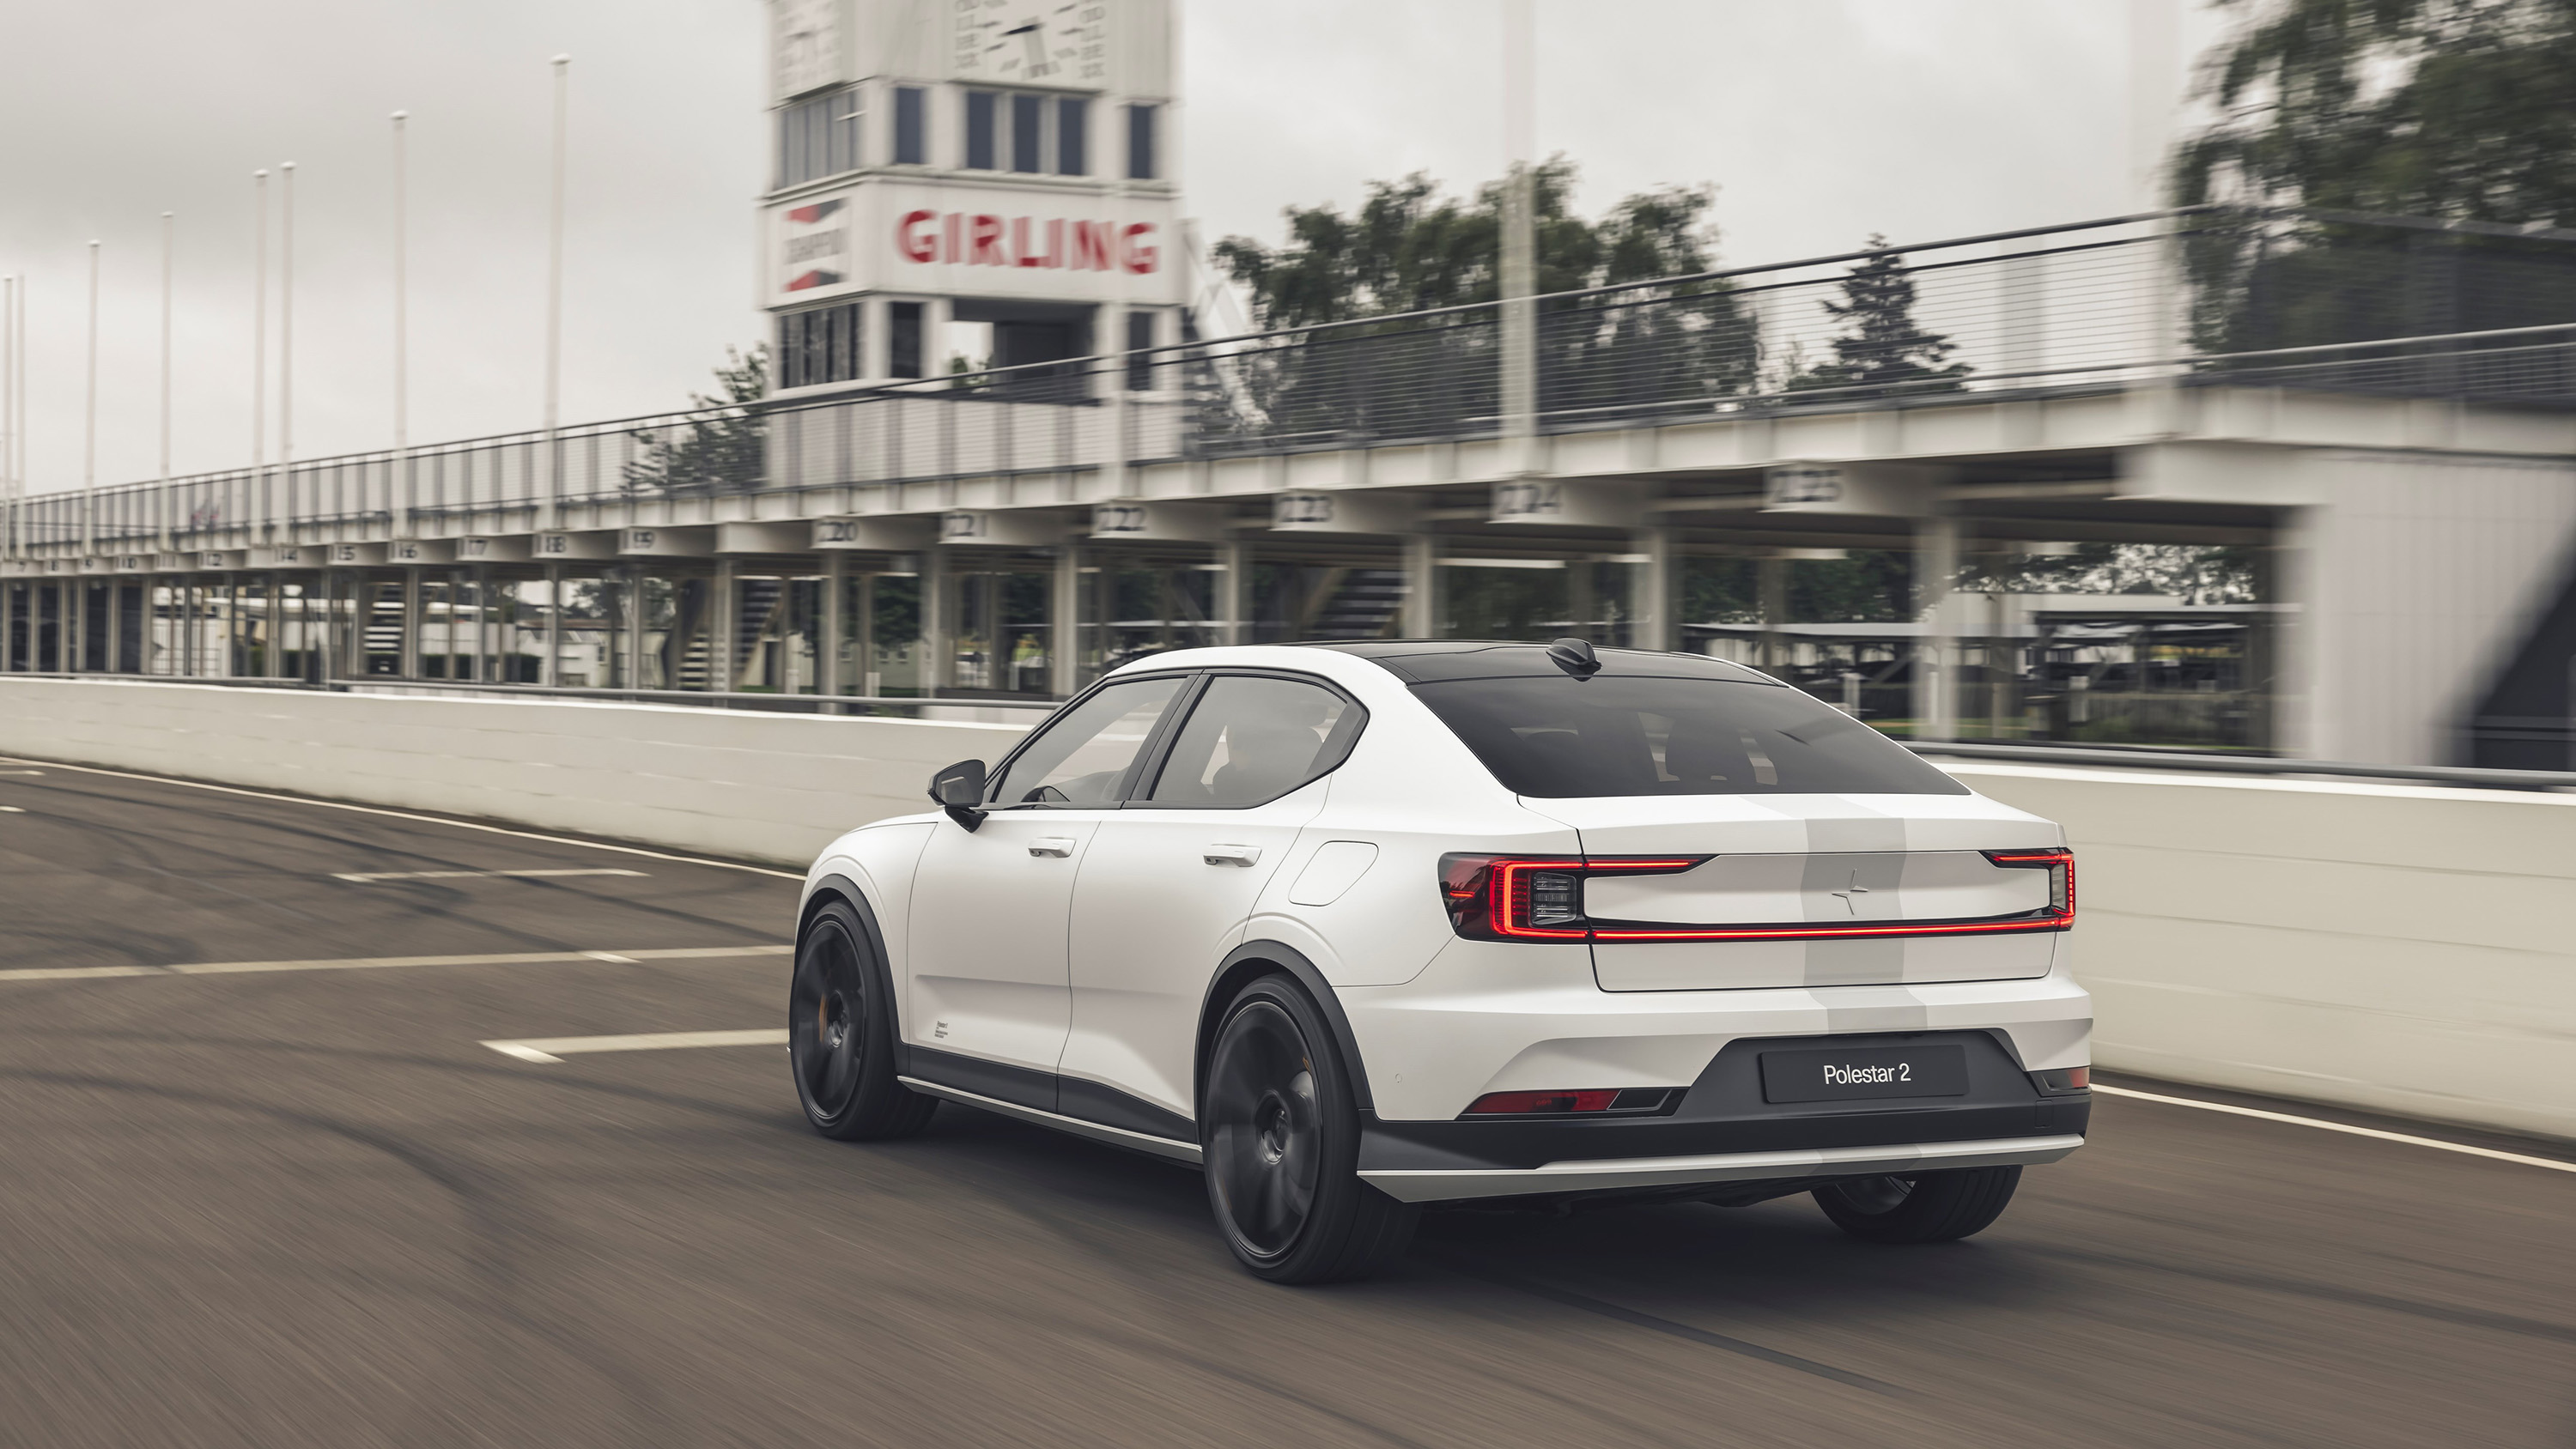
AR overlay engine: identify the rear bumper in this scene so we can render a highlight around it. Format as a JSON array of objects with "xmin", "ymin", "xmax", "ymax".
[{"xmin": 1362, "ymin": 1131, "xmax": 2084, "ymax": 1203}]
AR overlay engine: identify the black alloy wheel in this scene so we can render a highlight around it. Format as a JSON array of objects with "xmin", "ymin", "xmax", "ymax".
[
  {"xmin": 1812, "ymin": 1165, "xmax": 2022, "ymax": 1244},
  {"xmin": 1201, "ymin": 975, "xmax": 1417, "ymax": 1283},
  {"xmin": 789, "ymin": 900, "xmax": 937, "ymax": 1141}
]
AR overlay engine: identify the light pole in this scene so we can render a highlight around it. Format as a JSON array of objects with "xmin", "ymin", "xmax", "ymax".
[
  {"xmin": 160, "ymin": 211, "xmax": 174, "ymax": 552},
  {"xmin": 252, "ymin": 168, "xmax": 269, "ymax": 538},
  {"xmin": 1498, "ymin": 0, "xmax": 1536, "ymax": 475},
  {"xmin": 391, "ymin": 110, "xmax": 410, "ymax": 538},
  {"xmin": 279, "ymin": 161, "xmax": 296, "ymax": 539},
  {"xmin": 82, "ymin": 239, "xmax": 99, "ymax": 554},
  {"xmin": 542, "ymin": 54, "xmax": 569, "ymax": 532}
]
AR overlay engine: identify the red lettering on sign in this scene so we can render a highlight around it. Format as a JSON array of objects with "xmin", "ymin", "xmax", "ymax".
[
  {"xmin": 896, "ymin": 210, "xmax": 938, "ymax": 264},
  {"xmin": 1043, "ymin": 218, "xmax": 1064, "ymax": 269},
  {"xmin": 1120, "ymin": 222, "xmax": 1158, "ymax": 275},
  {"xmin": 969, "ymin": 215, "xmax": 1005, "ymax": 266},
  {"xmin": 1012, "ymin": 216, "xmax": 1040, "ymax": 268},
  {"xmin": 942, "ymin": 212, "xmax": 960, "ymax": 264},
  {"xmin": 1072, "ymin": 221, "xmax": 1110, "ymax": 271}
]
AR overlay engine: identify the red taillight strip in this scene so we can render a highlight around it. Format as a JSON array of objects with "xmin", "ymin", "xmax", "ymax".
[
  {"xmin": 1590, "ymin": 914, "xmax": 2068, "ymax": 943},
  {"xmin": 1485, "ymin": 858, "xmax": 1589, "ymax": 940}
]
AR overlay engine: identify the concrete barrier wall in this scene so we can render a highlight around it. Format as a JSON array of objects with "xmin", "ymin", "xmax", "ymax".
[
  {"xmin": 0, "ymin": 679, "xmax": 1030, "ymax": 869},
  {"xmin": 1953, "ymin": 763, "xmax": 2576, "ymax": 1142},
  {"xmin": 4, "ymin": 680, "xmax": 2567, "ymax": 1141}
]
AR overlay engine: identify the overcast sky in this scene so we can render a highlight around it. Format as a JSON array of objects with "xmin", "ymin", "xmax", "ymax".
[{"xmin": 0, "ymin": 0, "xmax": 2228, "ymax": 498}]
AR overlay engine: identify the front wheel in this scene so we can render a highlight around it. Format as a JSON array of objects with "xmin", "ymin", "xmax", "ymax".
[
  {"xmin": 1813, "ymin": 1166, "xmax": 2021, "ymax": 1243},
  {"xmin": 1201, "ymin": 975, "xmax": 1418, "ymax": 1283},
  {"xmin": 789, "ymin": 899, "xmax": 937, "ymax": 1141}
]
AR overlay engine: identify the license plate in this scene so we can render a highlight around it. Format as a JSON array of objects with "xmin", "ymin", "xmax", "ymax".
[{"xmin": 1759, "ymin": 1044, "xmax": 1968, "ymax": 1104}]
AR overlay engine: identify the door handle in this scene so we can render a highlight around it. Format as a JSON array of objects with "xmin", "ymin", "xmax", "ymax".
[
  {"xmin": 1028, "ymin": 837, "xmax": 1076, "ymax": 858},
  {"xmin": 1203, "ymin": 845, "xmax": 1261, "ymax": 866}
]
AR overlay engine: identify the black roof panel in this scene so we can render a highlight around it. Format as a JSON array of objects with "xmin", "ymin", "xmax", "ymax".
[{"xmin": 1303, "ymin": 640, "xmax": 1778, "ymax": 685}]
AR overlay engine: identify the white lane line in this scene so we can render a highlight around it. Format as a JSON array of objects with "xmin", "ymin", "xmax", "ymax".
[
  {"xmin": 0, "ymin": 805, "xmax": 21, "ymax": 812},
  {"xmin": 482, "ymin": 1028, "xmax": 787, "ymax": 1062},
  {"xmin": 0, "ymin": 755, "xmax": 803, "ymax": 879},
  {"xmin": 2093, "ymin": 1083, "xmax": 2576, "ymax": 1175},
  {"xmin": 331, "ymin": 868, "xmax": 650, "ymax": 883},
  {"xmin": 0, "ymin": 769, "xmax": 45, "ymax": 775},
  {"xmin": 0, "ymin": 943, "xmax": 788, "ymax": 983}
]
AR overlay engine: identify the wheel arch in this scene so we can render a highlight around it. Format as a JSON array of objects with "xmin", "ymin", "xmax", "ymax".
[
  {"xmin": 1194, "ymin": 940, "xmax": 1375, "ymax": 1119},
  {"xmin": 801, "ymin": 872, "xmax": 903, "ymax": 1041}
]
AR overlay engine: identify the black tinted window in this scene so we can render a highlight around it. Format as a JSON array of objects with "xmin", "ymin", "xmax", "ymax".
[{"xmin": 1412, "ymin": 676, "xmax": 1966, "ymax": 797}]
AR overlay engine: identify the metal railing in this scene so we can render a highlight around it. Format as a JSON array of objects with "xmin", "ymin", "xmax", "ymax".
[
  {"xmin": 9, "ymin": 205, "xmax": 2574, "ymax": 555},
  {"xmin": 1908, "ymin": 738, "xmax": 2576, "ymax": 791}
]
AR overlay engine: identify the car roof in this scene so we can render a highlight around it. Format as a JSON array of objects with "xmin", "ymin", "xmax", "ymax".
[{"xmin": 1299, "ymin": 640, "xmax": 1781, "ymax": 686}]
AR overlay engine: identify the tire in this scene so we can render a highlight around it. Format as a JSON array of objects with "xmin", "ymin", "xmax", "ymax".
[
  {"xmin": 1200, "ymin": 974, "xmax": 1418, "ymax": 1283},
  {"xmin": 1813, "ymin": 1166, "xmax": 2021, "ymax": 1244},
  {"xmin": 789, "ymin": 898, "xmax": 938, "ymax": 1142}
]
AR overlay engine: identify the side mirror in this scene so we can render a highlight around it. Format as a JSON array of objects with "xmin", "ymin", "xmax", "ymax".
[{"xmin": 930, "ymin": 759, "xmax": 987, "ymax": 830}]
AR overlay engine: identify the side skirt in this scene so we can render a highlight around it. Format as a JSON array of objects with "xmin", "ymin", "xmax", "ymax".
[{"xmin": 898, "ymin": 1076, "xmax": 1205, "ymax": 1166}]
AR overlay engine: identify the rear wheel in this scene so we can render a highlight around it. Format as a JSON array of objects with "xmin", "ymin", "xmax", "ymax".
[
  {"xmin": 1201, "ymin": 975, "xmax": 1417, "ymax": 1283},
  {"xmin": 1813, "ymin": 1166, "xmax": 2020, "ymax": 1243},
  {"xmin": 790, "ymin": 899, "xmax": 937, "ymax": 1141}
]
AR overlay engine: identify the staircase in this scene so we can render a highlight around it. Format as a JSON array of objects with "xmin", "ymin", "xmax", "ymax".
[{"xmin": 1304, "ymin": 569, "xmax": 1409, "ymax": 640}]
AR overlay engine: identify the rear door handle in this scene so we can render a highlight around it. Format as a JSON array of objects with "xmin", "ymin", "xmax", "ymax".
[
  {"xmin": 1029, "ymin": 837, "xmax": 1076, "ymax": 858},
  {"xmin": 1203, "ymin": 845, "xmax": 1261, "ymax": 866}
]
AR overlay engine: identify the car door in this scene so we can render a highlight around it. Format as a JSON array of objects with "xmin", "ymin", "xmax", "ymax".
[
  {"xmin": 1060, "ymin": 672, "xmax": 1367, "ymax": 1131},
  {"xmin": 905, "ymin": 672, "xmax": 1188, "ymax": 1105}
]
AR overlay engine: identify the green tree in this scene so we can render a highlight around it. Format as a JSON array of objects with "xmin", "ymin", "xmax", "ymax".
[
  {"xmin": 2172, "ymin": 1, "xmax": 2576, "ymax": 370},
  {"xmin": 1206, "ymin": 161, "xmax": 1754, "ymax": 445},
  {"xmin": 1788, "ymin": 239, "xmax": 1969, "ymax": 398},
  {"xmin": 2175, "ymin": 0, "xmax": 2576, "ymax": 225},
  {"xmin": 624, "ymin": 345, "xmax": 769, "ymax": 495}
]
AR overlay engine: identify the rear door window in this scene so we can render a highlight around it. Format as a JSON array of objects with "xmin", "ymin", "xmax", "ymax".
[
  {"xmin": 1410, "ymin": 675, "xmax": 1966, "ymax": 797},
  {"xmin": 1145, "ymin": 675, "xmax": 1364, "ymax": 808}
]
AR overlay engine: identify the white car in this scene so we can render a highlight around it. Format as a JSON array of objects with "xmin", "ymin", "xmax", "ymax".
[{"xmin": 791, "ymin": 640, "xmax": 2092, "ymax": 1282}]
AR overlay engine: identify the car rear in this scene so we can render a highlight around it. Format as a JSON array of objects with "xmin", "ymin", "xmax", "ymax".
[{"xmin": 1311, "ymin": 641, "xmax": 2092, "ymax": 1210}]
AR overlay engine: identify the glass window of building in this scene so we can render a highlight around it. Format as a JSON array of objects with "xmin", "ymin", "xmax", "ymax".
[
  {"xmin": 779, "ymin": 302, "xmax": 864, "ymax": 390},
  {"xmin": 777, "ymin": 86, "xmax": 860, "ymax": 190},
  {"xmin": 1126, "ymin": 103, "xmax": 1158, "ymax": 180},
  {"xmin": 963, "ymin": 89, "xmax": 1089, "ymax": 176},
  {"xmin": 1009, "ymin": 94, "xmax": 1043, "ymax": 173},
  {"xmin": 1124, "ymin": 309, "xmax": 1155, "ymax": 391},
  {"xmin": 964, "ymin": 90, "xmax": 998, "ymax": 170},
  {"xmin": 892, "ymin": 86, "xmax": 927, "ymax": 165},
  {"xmin": 1056, "ymin": 97, "xmax": 1089, "ymax": 175},
  {"xmin": 890, "ymin": 301, "xmax": 925, "ymax": 379}
]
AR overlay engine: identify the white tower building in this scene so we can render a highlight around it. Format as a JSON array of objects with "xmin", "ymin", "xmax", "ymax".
[{"xmin": 762, "ymin": 0, "xmax": 1183, "ymax": 396}]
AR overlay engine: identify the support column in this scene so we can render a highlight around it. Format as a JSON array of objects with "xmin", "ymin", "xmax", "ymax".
[
  {"xmin": 1567, "ymin": 554, "xmax": 1596, "ymax": 645},
  {"xmin": 264, "ymin": 574, "xmax": 285, "ymax": 679},
  {"xmin": 818, "ymin": 551, "xmax": 844, "ymax": 707},
  {"xmin": 623, "ymin": 569, "xmax": 647, "ymax": 694},
  {"xmin": 921, "ymin": 545, "xmax": 947, "ymax": 696},
  {"xmin": 854, "ymin": 569, "xmax": 878, "ymax": 698},
  {"xmin": 1218, "ymin": 538, "xmax": 1249, "ymax": 649},
  {"xmin": 66, "ymin": 579, "xmax": 82, "ymax": 673},
  {"xmin": 399, "ymin": 567, "xmax": 422, "ymax": 679},
  {"xmin": 712, "ymin": 558, "xmax": 737, "ymax": 694},
  {"xmin": 540, "ymin": 563, "xmax": 562, "ymax": 688},
  {"xmin": 1049, "ymin": 543, "xmax": 1081, "ymax": 698},
  {"xmin": 1400, "ymin": 532, "xmax": 1438, "ymax": 640},
  {"xmin": 1758, "ymin": 553, "xmax": 1788, "ymax": 674},
  {"xmin": 1915, "ymin": 514, "xmax": 1959, "ymax": 741},
  {"xmin": 1631, "ymin": 527, "xmax": 1676, "ymax": 653}
]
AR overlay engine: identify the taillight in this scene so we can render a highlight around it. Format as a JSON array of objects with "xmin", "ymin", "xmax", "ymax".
[
  {"xmin": 1439, "ymin": 854, "xmax": 1708, "ymax": 941},
  {"xmin": 1984, "ymin": 847, "xmax": 2075, "ymax": 926}
]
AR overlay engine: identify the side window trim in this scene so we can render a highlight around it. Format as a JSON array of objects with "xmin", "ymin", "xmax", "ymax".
[
  {"xmin": 1112, "ymin": 670, "xmax": 1209, "ymax": 804},
  {"xmin": 980, "ymin": 670, "xmax": 1197, "ymax": 811},
  {"xmin": 1127, "ymin": 668, "xmax": 1370, "ymax": 810}
]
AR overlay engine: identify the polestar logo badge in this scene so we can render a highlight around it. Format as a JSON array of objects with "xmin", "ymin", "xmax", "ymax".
[{"xmin": 1829, "ymin": 872, "xmax": 1873, "ymax": 916}]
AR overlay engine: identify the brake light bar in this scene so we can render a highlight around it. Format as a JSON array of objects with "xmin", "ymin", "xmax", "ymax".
[{"xmin": 1439, "ymin": 848, "xmax": 2075, "ymax": 943}]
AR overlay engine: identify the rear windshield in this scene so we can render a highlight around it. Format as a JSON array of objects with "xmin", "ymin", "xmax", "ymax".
[{"xmin": 1412, "ymin": 675, "xmax": 1968, "ymax": 797}]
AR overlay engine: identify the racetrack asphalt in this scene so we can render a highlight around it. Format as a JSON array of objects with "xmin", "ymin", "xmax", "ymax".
[{"xmin": 1, "ymin": 757, "xmax": 2570, "ymax": 1449}]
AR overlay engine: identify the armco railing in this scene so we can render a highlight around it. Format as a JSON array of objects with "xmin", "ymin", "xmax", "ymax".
[{"xmin": 9, "ymin": 205, "xmax": 2574, "ymax": 553}]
